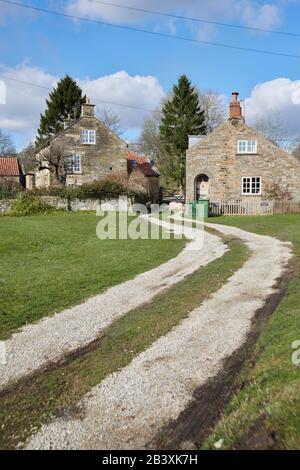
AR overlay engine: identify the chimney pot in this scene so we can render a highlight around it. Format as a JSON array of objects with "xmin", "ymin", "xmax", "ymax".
[
  {"xmin": 81, "ymin": 99, "xmax": 95, "ymax": 118},
  {"xmin": 229, "ymin": 91, "xmax": 243, "ymax": 121}
]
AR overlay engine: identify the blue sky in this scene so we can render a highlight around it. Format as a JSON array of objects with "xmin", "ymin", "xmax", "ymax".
[{"xmin": 0, "ymin": 0, "xmax": 300, "ymax": 149}]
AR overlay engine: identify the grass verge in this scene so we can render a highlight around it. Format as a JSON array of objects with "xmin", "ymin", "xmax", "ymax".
[
  {"xmin": 0, "ymin": 212, "xmax": 185, "ymax": 339},
  {"xmin": 0, "ymin": 235, "xmax": 248, "ymax": 449},
  {"xmin": 202, "ymin": 214, "xmax": 300, "ymax": 450}
]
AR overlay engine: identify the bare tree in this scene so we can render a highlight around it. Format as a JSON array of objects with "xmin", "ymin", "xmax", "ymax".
[
  {"xmin": 37, "ymin": 140, "xmax": 71, "ymax": 186},
  {"xmin": 197, "ymin": 90, "xmax": 226, "ymax": 132},
  {"xmin": 96, "ymin": 107, "xmax": 123, "ymax": 136},
  {"xmin": 138, "ymin": 108, "xmax": 165, "ymax": 161},
  {"xmin": 252, "ymin": 115, "xmax": 287, "ymax": 148},
  {"xmin": 292, "ymin": 140, "xmax": 300, "ymax": 160},
  {"xmin": 0, "ymin": 128, "xmax": 16, "ymax": 155},
  {"xmin": 18, "ymin": 142, "xmax": 36, "ymax": 173}
]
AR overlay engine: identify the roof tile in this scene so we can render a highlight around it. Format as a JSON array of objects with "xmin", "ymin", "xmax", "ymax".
[{"xmin": 0, "ymin": 157, "xmax": 20, "ymax": 177}]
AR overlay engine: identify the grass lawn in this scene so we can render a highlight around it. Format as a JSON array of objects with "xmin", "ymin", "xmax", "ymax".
[
  {"xmin": 203, "ymin": 214, "xmax": 300, "ymax": 450},
  {"xmin": 0, "ymin": 212, "xmax": 186, "ymax": 340},
  {"xmin": 0, "ymin": 235, "xmax": 248, "ymax": 449}
]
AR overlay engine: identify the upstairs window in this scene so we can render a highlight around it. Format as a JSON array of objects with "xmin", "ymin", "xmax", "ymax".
[
  {"xmin": 242, "ymin": 177, "xmax": 261, "ymax": 195},
  {"xmin": 237, "ymin": 140, "xmax": 257, "ymax": 154},
  {"xmin": 81, "ymin": 129, "xmax": 96, "ymax": 144},
  {"xmin": 66, "ymin": 155, "xmax": 81, "ymax": 173}
]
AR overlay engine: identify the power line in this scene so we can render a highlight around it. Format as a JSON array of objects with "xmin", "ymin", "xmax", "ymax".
[
  {"xmin": 1, "ymin": 73, "xmax": 298, "ymax": 142},
  {"xmin": 1, "ymin": 0, "xmax": 300, "ymax": 59},
  {"xmin": 0, "ymin": 74, "xmax": 155, "ymax": 112},
  {"xmin": 87, "ymin": 0, "xmax": 300, "ymax": 38}
]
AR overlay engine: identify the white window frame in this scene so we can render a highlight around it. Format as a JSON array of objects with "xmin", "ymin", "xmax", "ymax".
[
  {"xmin": 81, "ymin": 129, "xmax": 96, "ymax": 145},
  {"xmin": 242, "ymin": 176, "xmax": 262, "ymax": 195},
  {"xmin": 237, "ymin": 140, "xmax": 257, "ymax": 154},
  {"xmin": 66, "ymin": 155, "xmax": 81, "ymax": 174}
]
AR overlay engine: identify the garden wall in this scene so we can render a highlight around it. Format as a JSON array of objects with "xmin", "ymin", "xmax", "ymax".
[
  {"xmin": 0, "ymin": 199, "xmax": 13, "ymax": 213},
  {"xmin": 0, "ymin": 196, "xmax": 132, "ymax": 213}
]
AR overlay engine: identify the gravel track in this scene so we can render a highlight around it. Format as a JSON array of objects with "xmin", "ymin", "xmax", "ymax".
[
  {"xmin": 25, "ymin": 221, "xmax": 292, "ymax": 450},
  {"xmin": 0, "ymin": 219, "xmax": 224, "ymax": 390}
]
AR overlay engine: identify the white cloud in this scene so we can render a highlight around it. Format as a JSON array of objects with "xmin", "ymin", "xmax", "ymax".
[
  {"xmin": 0, "ymin": 63, "xmax": 57, "ymax": 139},
  {"xmin": 0, "ymin": 3, "xmax": 37, "ymax": 25},
  {"xmin": 0, "ymin": 63, "xmax": 164, "ymax": 145},
  {"xmin": 79, "ymin": 70, "xmax": 164, "ymax": 128},
  {"xmin": 239, "ymin": 1, "xmax": 281, "ymax": 29},
  {"xmin": 67, "ymin": 0, "xmax": 282, "ymax": 33},
  {"xmin": 245, "ymin": 78, "xmax": 300, "ymax": 138}
]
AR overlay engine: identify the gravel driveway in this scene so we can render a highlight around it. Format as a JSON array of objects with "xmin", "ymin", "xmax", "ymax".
[
  {"xmin": 25, "ymin": 221, "xmax": 292, "ymax": 450},
  {"xmin": 0, "ymin": 219, "xmax": 225, "ymax": 390}
]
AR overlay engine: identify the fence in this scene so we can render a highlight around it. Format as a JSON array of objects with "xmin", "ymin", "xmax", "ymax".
[
  {"xmin": 273, "ymin": 201, "xmax": 300, "ymax": 214},
  {"xmin": 210, "ymin": 200, "xmax": 275, "ymax": 216},
  {"xmin": 210, "ymin": 199, "xmax": 300, "ymax": 216}
]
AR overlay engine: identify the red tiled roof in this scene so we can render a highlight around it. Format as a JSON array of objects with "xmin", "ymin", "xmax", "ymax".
[
  {"xmin": 0, "ymin": 157, "xmax": 20, "ymax": 176},
  {"xmin": 126, "ymin": 150, "xmax": 159, "ymax": 177}
]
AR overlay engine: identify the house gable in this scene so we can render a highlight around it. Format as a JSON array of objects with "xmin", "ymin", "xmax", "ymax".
[
  {"xmin": 186, "ymin": 93, "xmax": 300, "ymax": 202},
  {"xmin": 35, "ymin": 102, "xmax": 128, "ymax": 188}
]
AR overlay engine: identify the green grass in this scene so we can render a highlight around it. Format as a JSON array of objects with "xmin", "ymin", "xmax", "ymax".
[
  {"xmin": 0, "ymin": 236, "xmax": 248, "ymax": 449},
  {"xmin": 203, "ymin": 214, "xmax": 300, "ymax": 450},
  {"xmin": 0, "ymin": 212, "xmax": 185, "ymax": 339}
]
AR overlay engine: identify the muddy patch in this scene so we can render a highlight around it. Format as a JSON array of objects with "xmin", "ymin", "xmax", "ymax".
[
  {"xmin": 234, "ymin": 415, "xmax": 285, "ymax": 450},
  {"xmin": 147, "ymin": 263, "xmax": 293, "ymax": 450}
]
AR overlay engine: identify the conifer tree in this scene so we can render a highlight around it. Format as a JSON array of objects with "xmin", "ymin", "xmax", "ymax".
[
  {"xmin": 160, "ymin": 75, "xmax": 206, "ymax": 188},
  {"xmin": 36, "ymin": 75, "xmax": 85, "ymax": 146}
]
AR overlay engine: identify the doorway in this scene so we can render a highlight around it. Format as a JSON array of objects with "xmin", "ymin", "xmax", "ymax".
[{"xmin": 195, "ymin": 174, "xmax": 210, "ymax": 200}]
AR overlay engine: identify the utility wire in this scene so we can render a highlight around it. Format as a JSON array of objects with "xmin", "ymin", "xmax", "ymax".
[
  {"xmin": 87, "ymin": 0, "xmax": 300, "ymax": 38},
  {"xmin": 0, "ymin": 74, "xmax": 298, "ymax": 142},
  {"xmin": 1, "ymin": 0, "xmax": 300, "ymax": 59}
]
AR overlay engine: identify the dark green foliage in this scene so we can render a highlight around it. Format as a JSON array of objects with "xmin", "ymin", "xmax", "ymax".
[
  {"xmin": 36, "ymin": 75, "xmax": 85, "ymax": 147},
  {"xmin": 7, "ymin": 192, "xmax": 61, "ymax": 217},
  {"xmin": 160, "ymin": 75, "xmax": 206, "ymax": 187},
  {"xmin": 31, "ymin": 176, "xmax": 149, "ymax": 203},
  {"xmin": 0, "ymin": 181, "xmax": 22, "ymax": 199}
]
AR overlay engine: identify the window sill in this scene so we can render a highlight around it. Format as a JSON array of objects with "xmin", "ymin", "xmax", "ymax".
[{"xmin": 237, "ymin": 152, "xmax": 258, "ymax": 156}]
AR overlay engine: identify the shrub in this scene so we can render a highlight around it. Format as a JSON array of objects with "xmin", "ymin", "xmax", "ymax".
[
  {"xmin": 7, "ymin": 192, "xmax": 62, "ymax": 217},
  {"xmin": 73, "ymin": 176, "xmax": 128, "ymax": 200},
  {"xmin": 263, "ymin": 181, "xmax": 292, "ymax": 201},
  {"xmin": 0, "ymin": 181, "xmax": 22, "ymax": 199},
  {"xmin": 30, "ymin": 173, "xmax": 150, "ymax": 204}
]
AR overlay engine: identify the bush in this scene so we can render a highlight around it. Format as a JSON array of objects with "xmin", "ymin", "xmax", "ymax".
[
  {"xmin": 30, "ymin": 173, "xmax": 151, "ymax": 204},
  {"xmin": 0, "ymin": 181, "xmax": 22, "ymax": 199},
  {"xmin": 73, "ymin": 176, "xmax": 128, "ymax": 200},
  {"xmin": 7, "ymin": 192, "xmax": 62, "ymax": 217}
]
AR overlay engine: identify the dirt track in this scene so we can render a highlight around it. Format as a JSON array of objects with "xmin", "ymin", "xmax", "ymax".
[
  {"xmin": 0, "ymin": 220, "xmax": 224, "ymax": 390},
  {"xmin": 25, "ymin": 221, "xmax": 292, "ymax": 450}
]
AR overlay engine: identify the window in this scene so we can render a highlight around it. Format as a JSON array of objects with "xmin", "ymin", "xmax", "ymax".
[
  {"xmin": 66, "ymin": 155, "xmax": 81, "ymax": 173},
  {"xmin": 81, "ymin": 129, "xmax": 96, "ymax": 144},
  {"xmin": 242, "ymin": 177, "xmax": 261, "ymax": 195},
  {"xmin": 237, "ymin": 140, "xmax": 257, "ymax": 154}
]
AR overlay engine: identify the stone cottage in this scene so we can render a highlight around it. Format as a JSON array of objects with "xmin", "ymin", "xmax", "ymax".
[
  {"xmin": 186, "ymin": 92, "xmax": 300, "ymax": 203},
  {"xmin": 33, "ymin": 99, "xmax": 159, "ymax": 200},
  {"xmin": 0, "ymin": 156, "xmax": 21, "ymax": 185}
]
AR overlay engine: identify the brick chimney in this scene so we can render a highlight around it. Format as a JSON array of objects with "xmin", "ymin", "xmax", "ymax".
[
  {"xmin": 229, "ymin": 92, "xmax": 243, "ymax": 120},
  {"xmin": 82, "ymin": 97, "xmax": 95, "ymax": 117}
]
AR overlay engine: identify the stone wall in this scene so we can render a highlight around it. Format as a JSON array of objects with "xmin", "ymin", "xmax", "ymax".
[
  {"xmin": 0, "ymin": 196, "xmax": 132, "ymax": 214},
  {"xmin": 0, "ymin": 199, "xmax": 13, "ymax": 213},
  {"xmin": 41, "ymin": 196, "xmax": 131, "ymax": 212},
  {"xmin": 186, "ymin": 119, "xmax": 300, "ymax": 203}
]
